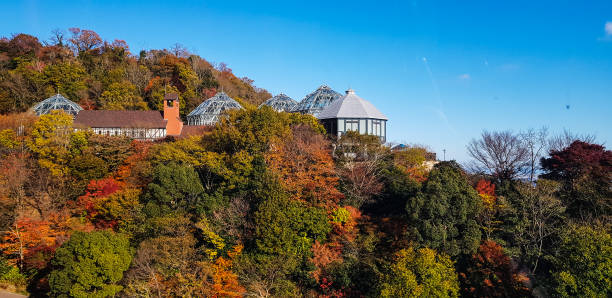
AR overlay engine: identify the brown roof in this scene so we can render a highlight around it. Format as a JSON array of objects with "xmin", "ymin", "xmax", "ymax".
[
  {"xmin": 178, "ymin": 125, "xmax": 211, "ymax": 138},
  {"xmin": 164, "ymin": 93, "xmax": 179, "ymax": 100},
  {"xmin": 74, "ymin": 110, "xmax": 167, "ymax": 129}
]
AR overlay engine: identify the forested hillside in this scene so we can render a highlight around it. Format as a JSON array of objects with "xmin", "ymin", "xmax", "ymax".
[
  {"xmin": 0, "ymin": 30, "xmax": 610, "ymax": 297},
  {"xmin": 0, "ymin": 28, "xmax": 271, "ymax": 117}
]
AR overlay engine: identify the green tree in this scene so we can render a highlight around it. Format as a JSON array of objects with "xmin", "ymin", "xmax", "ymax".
[
  {"xmin": 246, "ymin": 193, "xmax": 331, "ymax": 290},
  {"xmin": 254, "ymin": 194, "xmax": 330, "ymax": 260},
  {"xmin": 407, "ymin": 161, "xmax": 482, "ymax": 257},
  {"xmin": 547, "ymin": 225, "xmax": 612, "ymax": 297},
  {"xmin": 144, "ymin": 162, "xmax": 205, "ymax": 216},
  {"xmin": 48, "ymin": 231, "xmax": 133, "ymax": 298},
  {"xmin": 380, "ymin": 247, "xmax": 460, "ymax": 298}
]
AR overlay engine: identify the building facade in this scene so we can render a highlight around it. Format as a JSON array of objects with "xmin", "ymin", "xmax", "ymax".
[
  {"xmin": 73, "ymin": 94, "xmax": 183, "ymax": 141},
  {"xmin": 317, "ymin": 89, "xmax": 388, "ymax": 142}
]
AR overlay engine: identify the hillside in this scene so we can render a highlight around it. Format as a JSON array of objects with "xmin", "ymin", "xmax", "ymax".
[
  {"xmin": 0, "ymin": 29, "xmax": 610, "ymax": 297},
  {"xmin": 0, "ymin": 28, "xmax": 271, "ymax": 118}
]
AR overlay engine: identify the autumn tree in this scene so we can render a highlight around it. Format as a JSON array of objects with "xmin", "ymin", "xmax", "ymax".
[
  {"xmin": 27, "ymin": 110, "xmax": 80, "ymax": 177},
  {"xmin": 48, "ymin": 231, "xmax": 132, "ymax": 297},
  {"xmin": 380, "ymin": 247, "xmax": 459, "ymax": 298},
  {"xmin": 266, "ymin": 124, "xmax": 343, "ymax": 211},
  {"xmin": 392, "ymin": 145, "xmax": 430, "ymax": 182},
  {"xmin": 540, "ymin": 141, "xmax": 612, "ymax": 221},
  {"xmin": 68, "ymin": 28, "xmax": 102, "ymax": 54},
  {"xmin": 460, "ymin": 241, "xmax": 530, "ymax": 297},
  {"xmin": 475, "ymin": 179, "xmax": 509, "ymax": 240},
  {"xmin": 99, "ymin": 81, "xmax": 148, "ymax": 110},
  {"xmin": 0, "ymin": 212, "xmax": 92, "ymax": 271},
  {"xmin": 407, "ymin": 161, "xmax": 482, "ymax": 257}
]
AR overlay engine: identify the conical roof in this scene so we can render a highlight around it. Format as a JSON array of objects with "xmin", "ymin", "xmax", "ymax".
[
  {"xmin": 292, "ymin": 85, "xmax": 342, "ymax": 115},
  {"xmin": 32, "ymin": 94, "xmax": 83, "ymax": 117},
  {"xmin": 258, "ymin": 93, "xmax": 297, "ymax": 112},
  {"xmin": 186, "ymin": 91, "xmax": 243, "ymax": 126},
  {"xmin": 318, "ymin": 89, "xmax": 387, "ymax": 120}
]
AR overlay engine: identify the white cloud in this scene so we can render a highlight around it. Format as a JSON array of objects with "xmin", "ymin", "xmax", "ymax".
[
  {"xmin": 606, "ymin": 21, "xmax": 612, "ymax": 36},
  {"xmin": 458, "ymin": 73, "xmax": 470, "ymax": 80}
]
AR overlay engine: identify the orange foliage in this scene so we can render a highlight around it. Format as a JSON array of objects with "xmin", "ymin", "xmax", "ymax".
[
  {"xmin": 210, "ymin": 245, "xmax": 245, "ymax": 298},
  {"xmin": 266, "ymin": 125, "xmax": 343, "ymax": 211},
  {"xmin": 0, "ymin": 212, "xmax": 93, "ymax": 269},
  {"xmin": 460, "ymin": 241, "xmax": 530, "ymax": 297},
  {"xmin": 312, "ymin": 206, "xmax": 362, "ymax": 282},
  {"xmin": 115, "ymin": 140, "xmax": 152, "ymax": 186}
]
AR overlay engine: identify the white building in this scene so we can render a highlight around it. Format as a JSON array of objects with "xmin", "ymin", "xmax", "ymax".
[{"xmin": 317, "ymin": 89, "xmax": 388, "ymax": 142}]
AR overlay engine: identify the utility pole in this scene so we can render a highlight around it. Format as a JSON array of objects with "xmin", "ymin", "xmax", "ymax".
[{"xmin": 443, "ymin": 149, "xmax": 446, "ymax": 161}]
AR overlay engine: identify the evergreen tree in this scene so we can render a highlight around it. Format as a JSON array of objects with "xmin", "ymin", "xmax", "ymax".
[
  {"xmin": 48, "ymin": 231, "xmax": 132, "ymax": 298},
  {"xmin": 407, "ymin": 161, "xmax": 482, "ymax": 257}
]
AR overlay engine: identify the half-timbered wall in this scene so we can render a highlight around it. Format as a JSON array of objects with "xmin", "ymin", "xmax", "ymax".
[{"xmin": 78, "ymin": 127, "xmax": 166, "ymax": 141}]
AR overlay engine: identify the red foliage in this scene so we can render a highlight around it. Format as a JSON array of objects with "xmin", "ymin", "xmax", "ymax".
[
  {"xmin": 475, "ymin": 179, "xmax": 495, "ymax": 197},
  {"xmin": 76, "ymin": 178, "xmax": 121, "ymax": 213},
  {"xmin": 460, "ymin": 241, "xmax": 530, "ymax": 297},
  {"xmin": 541, "ymin": 140, "xmax": 611, "ymax": 183}
]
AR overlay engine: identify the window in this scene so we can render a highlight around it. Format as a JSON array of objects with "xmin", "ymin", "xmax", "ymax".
[
  {"xmin": 345, "ymin": 119, "xmax": 359, "ymax": 132},
  {"xmin": 372, "ymin": 120, "xmax": 381, "ymax": 136}
]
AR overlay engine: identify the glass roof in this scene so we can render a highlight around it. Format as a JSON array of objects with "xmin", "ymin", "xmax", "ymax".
[
  {"xmin": 186, "ymin": 91, "xmax": 243, "ymax": 126},
  {"xmin": 292, "ymin": 85, "xmax": 342, "ymax": 116},
  {"xmin": 258, "ymin": 93, "xmax": 297, "ymax": 112},
  {"xmin": 32, "ymin": 94, "xmax": 83, "ymax": 117}
]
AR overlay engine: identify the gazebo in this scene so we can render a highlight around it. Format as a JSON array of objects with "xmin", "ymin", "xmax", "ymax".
[
  {"xmin": 317, "ymin": 89, "xmax": 388, "ymax": 142},
  {"xmin": 32, "ymin": 94, "xmax": 83, "ymax": 117},
  {"xmin": 186, "ymin": 91, "xmax": 243, "ymax": 126},
  {"xmin": 258, "ymin": 93, "xmax": 297, "ymax": 112}
]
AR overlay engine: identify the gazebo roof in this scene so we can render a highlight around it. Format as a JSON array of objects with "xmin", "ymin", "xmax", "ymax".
[
  {"xmin": 258, "ymin": 93, "xmax": 297, "ymax": 112},
  {"xmin": 317, "ymin": 89, "xmax": 387, "ymax": 120},
  {"xmin": 292, "ymin": 85, "xmax": 342, "ymax": 115},
  {"xmin": 32, "ymin": 94, "xmax": 83, "ymax": 116},
  {"xmin": 186, "ymin": 91, "xmax": 243, "ymax": 125}
]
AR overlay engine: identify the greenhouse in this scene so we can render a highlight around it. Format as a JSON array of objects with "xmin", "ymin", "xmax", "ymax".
[
  {"xmin": 292, "ymin": 85, "xmax": 342, "ymax": 115},
  {"xmin": 186, "ymin": 91, "xmax": 243, "ymax": 126},
  {"xmin": 32, "ymin": 94, "xmax": 83, "ymax": 117},
  {"xmin": 258, "ymin": 93, "xmax": 297, "ymax": 112},
  {"xmin": 318, "ymin": 89, "xmax": 388, "ymax": 142}
]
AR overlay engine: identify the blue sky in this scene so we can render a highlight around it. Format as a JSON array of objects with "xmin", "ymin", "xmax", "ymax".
[{"xmin": 1, "ymin": 0, "xmax": 611, "ymax": 162}]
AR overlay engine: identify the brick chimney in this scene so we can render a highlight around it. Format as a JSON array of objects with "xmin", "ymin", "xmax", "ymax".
[{"xmin": 163, "ymin": 93, "xmax": 183, "ymax": 136}]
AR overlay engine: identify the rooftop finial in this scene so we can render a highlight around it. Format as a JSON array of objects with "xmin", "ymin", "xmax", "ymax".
[{"xmin": 346, "ymin": 88, "xmax": 355, "ymax": 95}]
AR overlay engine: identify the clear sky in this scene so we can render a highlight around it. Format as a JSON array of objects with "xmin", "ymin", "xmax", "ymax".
[{"xmin": 1, "ymin": 0, "xmax": 611, "ymax": 162}]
